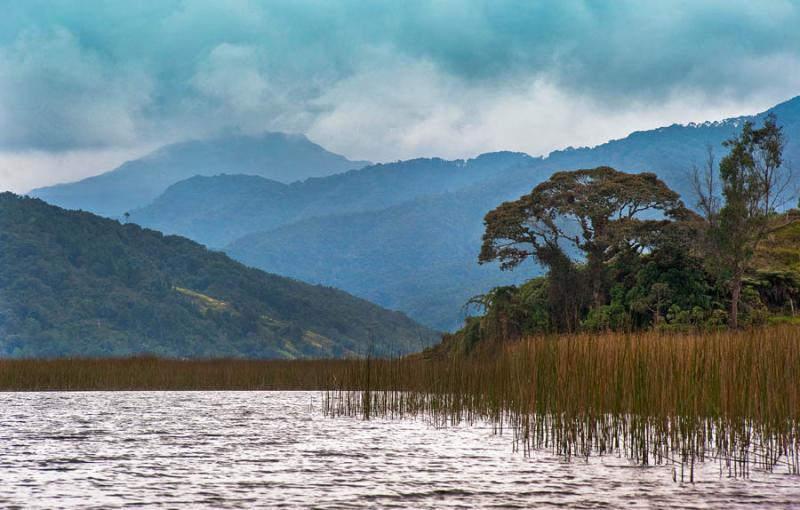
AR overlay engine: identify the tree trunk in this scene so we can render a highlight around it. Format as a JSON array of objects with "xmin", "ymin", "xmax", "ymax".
[
  {"xmin": 588, "ymin": 252, "xmax": 606, "ymax": 310},
  {"xmin": 730, "ymin": 276, "xmax": 742, "ymax": 329}
]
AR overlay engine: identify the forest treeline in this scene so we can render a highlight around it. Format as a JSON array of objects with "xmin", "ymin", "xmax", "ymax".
[{"xmin": 446, "ymin": 114, "xmax": 800, "ymax": 353}]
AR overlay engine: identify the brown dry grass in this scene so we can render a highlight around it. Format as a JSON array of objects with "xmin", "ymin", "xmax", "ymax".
[
  {"xmin": 324, "ymin": 326, "xmax": 800, "ymax": 480},
  {"xmin": 0, "ymin": 357, "xmax": 349, "ymax": 391}
]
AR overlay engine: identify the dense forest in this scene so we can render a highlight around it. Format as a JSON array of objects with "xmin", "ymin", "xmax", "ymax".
[
  {"xmin": 441, "ymin": 115, "xmax": 800, "ymax": 353},
  {"xmin": 0, "ymin": 194, "xmax": 438, "ymax": 358}
]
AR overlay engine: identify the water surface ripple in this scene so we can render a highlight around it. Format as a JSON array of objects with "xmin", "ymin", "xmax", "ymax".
[{"xmin": 0, "ymin": 391, "xmax": 797, "ymax": 508}]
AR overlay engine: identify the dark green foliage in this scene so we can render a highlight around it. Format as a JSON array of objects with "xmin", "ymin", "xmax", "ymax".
[
  {"xmin": 453, "ymin": 278, "xmax": 553, "ymax": 353},
  {"xmin": 479, "ymin": 167, "xmax": 689, "ymax": 314},
  {"xmin": 478, "ymin": 167, "xmax": 698, "ymax": 333},
  {"xmin": 455, "ymin": 113, "xmax": 799, "ymax": 345},
  {"xmin": 448, "ymin": 245, "xmax": 732, "ymax": 347},
  {"xmin": 0, "ymin": 193, "xmax": 438, "ymax": 358},
  {"xmin": 710, "ymin": 114, "xmax": 789, "ymax": 327},
  {"xmin": 624, "ymin": 249, "xmax": 718, "ymax": 328},
  {"xmin": 747, "ymin": 270, "xmax": 800, "ymax": 316},
  {"xmin": 451, "ymin": 163, "xmax": 787, "ymax": 347}
]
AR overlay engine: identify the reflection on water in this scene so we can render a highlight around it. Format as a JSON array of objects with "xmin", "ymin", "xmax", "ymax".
[{"xmin": 0, "ymin": 391, "xmax": 797, "ymax": 509}]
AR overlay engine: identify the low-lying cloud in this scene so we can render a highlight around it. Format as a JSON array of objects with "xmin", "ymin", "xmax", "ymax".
[{"xmin": 2, "ymin": 0, "xmax": 800, "ymax": 191}]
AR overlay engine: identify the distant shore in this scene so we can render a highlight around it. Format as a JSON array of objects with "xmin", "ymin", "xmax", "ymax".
[{"xmin": 0, "ymin": 357, "xmax": 358, "ymax": 392}]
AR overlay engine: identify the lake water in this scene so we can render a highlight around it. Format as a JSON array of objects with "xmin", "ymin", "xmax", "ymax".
[{"xmin": 1, "ymin": 391, "xmax": 798, "ymax": 509}]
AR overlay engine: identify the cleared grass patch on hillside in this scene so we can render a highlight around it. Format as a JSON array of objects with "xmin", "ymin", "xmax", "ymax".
[{"xmin": 174, "ymin": 286, "xmax": 231, "ymax": 312}]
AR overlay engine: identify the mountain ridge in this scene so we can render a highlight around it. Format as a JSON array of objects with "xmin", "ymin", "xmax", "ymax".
[
  {"xmin": 129, "ymin": 151, "xmax": 537, "ymax": 247},
  {"xmin": 29, "ymin": 132, "xmax": 370, "ymax": 218},
  {"xmin": 25, "ymin": 96, "xmax": 800, "ymax": 331}
]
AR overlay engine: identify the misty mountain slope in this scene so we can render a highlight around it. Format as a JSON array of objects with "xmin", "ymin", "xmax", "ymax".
[
  {"xmin": 129, "ymin": 175, "xmax": 291, "ymax": 248},
  {"xmin": 129, "ymin": 151, "xmax": 536, "ymax": 247},
  {"xmin": 545, "ymin": 95, "xmax": 800, "ymax": 201},
  {"xmin": 0, "ymin": 193, "xmax": 437, "ymax": 358},
  {"xmin": 225, "ymin": 97, "xmax": 800, "ymax": 331},
  {"xmin": 30, "ymin": 132, "xmax": 369, "ymax": 218},
  {"xmin": 226, "ymin": 185, "xmax": 541, "ymax": 331}
]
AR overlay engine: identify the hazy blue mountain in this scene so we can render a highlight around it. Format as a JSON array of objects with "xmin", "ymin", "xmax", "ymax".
[
  {"xmin": 129, "ymin": 152, "xmax": 536, "ymax": 247},
  {"xmin": 225, "ymin": 96, "xmax": 800, "ymax": 331},
  {"xmin": 545, "ymin": 96, "xmax": 800, "ymax": 202},
  {"xmin": 0, "ymin": 193, "xmax": 437, "ymax": 358},
  {"xmin": 227, "ymin": 190, "xmax": 539, "ymax": 330},
  {"xmin": 29, "ymin": 132, "xmax": 369, "ymax": 218}
]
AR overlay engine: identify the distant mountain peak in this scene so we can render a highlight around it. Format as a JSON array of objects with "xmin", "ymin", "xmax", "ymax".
[{"xmin": 30, "ymin": 131, "xmax": 369, "ymax": 218}]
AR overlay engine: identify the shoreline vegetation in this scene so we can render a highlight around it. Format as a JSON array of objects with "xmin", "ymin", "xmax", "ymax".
[
  {"xmin": 459, "ymin": 115, "xmax": 799, "ymax": 349},
  {"xmin": 3, "ymin": 326, "xmax": 798, "ymax": 480}
]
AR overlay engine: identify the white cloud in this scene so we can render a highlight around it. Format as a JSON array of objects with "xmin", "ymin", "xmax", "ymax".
[
  {"xmin": 3, "ymin": 1, "xmax": 800, "ymax": 189},
  {"xmin": 307, "ymin": 58, "xmax": 788, "ymax": 162},
  {"xmin": 0, "ymin": 145, "xmax": 157, "ymax": 193},
  {"xmin": 0, "ymin": 28, "xmax": 153, "ymax": 150}
]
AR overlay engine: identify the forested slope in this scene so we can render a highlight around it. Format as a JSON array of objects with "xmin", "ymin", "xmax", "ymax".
[{"xmin": 0, "ymin": 193, "xmax": 437, "ymax": 358}]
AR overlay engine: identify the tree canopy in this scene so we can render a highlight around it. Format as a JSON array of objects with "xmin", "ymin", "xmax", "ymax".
[
  {"xmin": 705, "ymin": 113, "xmax": 791, "ymax": 327},
  {"xmin": 455, "ymin": 142, "xmax": 798, "ymax": 350},
  {"xmin": 479, "ymin": 167, "xmax": 692, "ymax": 310}
]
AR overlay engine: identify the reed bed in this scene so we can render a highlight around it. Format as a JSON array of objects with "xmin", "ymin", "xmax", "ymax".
[
  {"xmin": 0, "ymin": 357, "xmax": 351, "ymax": 391},
  {"xmin": 323, "ymin": 326, "xmax": 800, "ymax": 481},
  {"xmin": 2, "ymin": 326, "xmax": 798, "ymax": 480}
]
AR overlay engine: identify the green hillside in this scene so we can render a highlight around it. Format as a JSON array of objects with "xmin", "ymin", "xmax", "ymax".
[
  {"xmin": 227, "ymin": 189, "xmax": 535, "ymax": 331},
  {"xmin": 0, "ymin": 193, "xmax": 438, "ymax": 358},
  {"xmin": 756, "ymin": 212, "xmax": 800, "ymax": 273}
]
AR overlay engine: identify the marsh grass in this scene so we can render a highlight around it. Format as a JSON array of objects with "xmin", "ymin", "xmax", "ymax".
[
  {"xmin": 2, "ymin": 326, "xmax": 798, "ymax": 480},
  {"xmin": 323, "ymin": 326, "xmax": 800, "ymax": 481},
  {"xmin": 0, "ymin": 357, "xmax": 350, "ymax": 391}
]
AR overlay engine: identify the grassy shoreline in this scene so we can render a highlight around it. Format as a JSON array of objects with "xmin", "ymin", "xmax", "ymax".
[
  {"xmin": 3, "ymin": 326, "xmax": 798, "ymax": 479},
  {"xmin": 0, "ymin": 357, "xmax": 360, "ymax": 391}
]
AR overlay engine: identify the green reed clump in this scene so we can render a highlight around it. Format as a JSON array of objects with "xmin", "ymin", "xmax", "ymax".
[{"xmin": 323, "ymin": 326, "xmax": 800, "ymax": 481}]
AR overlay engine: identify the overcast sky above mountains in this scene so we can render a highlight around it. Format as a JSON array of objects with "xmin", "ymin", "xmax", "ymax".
[{"xmin": 3, "ymin": 0, "xmax": 800, "ymax": 192}]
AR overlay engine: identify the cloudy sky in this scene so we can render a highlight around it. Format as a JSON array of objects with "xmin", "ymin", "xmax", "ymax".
[{"xmin": 2, "ymin": 0, "xmax": 800, "ymax": 192}]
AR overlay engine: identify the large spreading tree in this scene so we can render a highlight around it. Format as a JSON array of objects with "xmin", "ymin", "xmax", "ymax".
[{"xmin": 479, "ymin": 167, "xmax": 691, "ymax": 328}]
